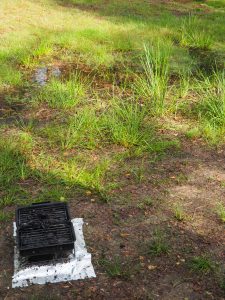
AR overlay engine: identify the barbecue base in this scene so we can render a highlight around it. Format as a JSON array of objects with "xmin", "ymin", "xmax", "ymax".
[{"xmin": 12, "ymin": 218, "xmax": 96, "ymax": 288}]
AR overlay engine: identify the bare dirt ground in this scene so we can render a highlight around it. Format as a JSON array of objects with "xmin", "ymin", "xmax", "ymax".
[{"xmin": 0, "ymin": 139, "xmax": 224, "ymax": 300}]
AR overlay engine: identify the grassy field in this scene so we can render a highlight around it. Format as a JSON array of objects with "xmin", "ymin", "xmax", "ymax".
[{"xmin": 0, "ymin": 0, "xmax": 225, "ymax": 299}]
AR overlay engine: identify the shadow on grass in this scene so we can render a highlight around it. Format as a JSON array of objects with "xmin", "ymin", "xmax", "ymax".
[{"xmin": 0, "ymin": 142, "xmax": 109, "ymax": 225}]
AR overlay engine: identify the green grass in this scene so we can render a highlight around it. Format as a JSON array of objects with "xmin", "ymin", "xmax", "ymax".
[
  {"xmin": 32, "ymin": 40, "xmax": 53, "ymax": 59},
  {"xmin": 216, "ymin": 203, "xmax": 225, "ymax": 223},
  {"xmin": 131, "ymin": 159, "xmax": 146, "ymax": 183},
  {"xmin": 189, "ymin": 256, "xmax": 214, "ymax": 274},
  {"xmin": 34, "ymin": 73, "xmax": 88, "ymax": 109},
  {"xmin": 0, "ymin": 64, "xmax": 22, "ymax": 86},
  {"xmin": 0, "ymin": 1, "xmax": 223, "ymax": 212},
  {"xmin": 33, "ymin": 186, "xmax": 68, "ymax": 203},
  {"xmin": 41, "ymin": 107, "xmax": 103, "ymax": 149},
  {"xmin": 193, "ymin": 71, "xmax": 225, "ymax": 143},
  {"xmin": 206, "ymin": 0, "xmax": 225, "ymax": 9},
  {"xmin": 99, "ymin": 256, "xmax": 133, "ymax": 279},
  {"xmin": 180, "ymin": 16, "xmax": 213, "ymax": 50},
  {"xmin": 147, "ymin": 230, "xmax": 169, "ymax": 256},
  {"xmin": 196, "ymin": 72, "xmax": 225, "ymax": 126},
  {"xmin": 185, "ymin": 127, "xmax": 201, "ymax": 139},
  {"xmin": 135, "ymin": 41, "xmax": 171, "ymax": 115},
  {"xmin": 66, "ymin": 158, "xmax": 110, "ymax": 192},
  {"xmin": 173, "ymin": 204, "xmax": 186, "ymax": 221},
  {"xmin": 105, "ymin": 99, "xmax": 157, "ymax": 149},
  {"xmin": 176, "ymin": 74, "xmax": 191, "ymax": 101},
  {"xmin": 0, "ymin": 211, "xmax": 14, "ymax": 222},
  {"xmin": 137, "ymin": 196, "xmax": 153, "ymax": 209},
  {"xmin": 0, "ymin": 140, "xmax": 30, "ymax": 189},
  {"xmin": 0, "ymin": 194, "xmax": 15, "ymax": 209}
]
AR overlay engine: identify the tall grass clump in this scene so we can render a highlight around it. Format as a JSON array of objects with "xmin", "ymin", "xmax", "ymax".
[
  {"xmin": 35, "ymin": 73, "xmax": 87, "ymax": 109},
  {"xmin": 189, "ymin": 72, "xmax": 225, "ymax": 144},
  {"xmin": 105, "ymin": 99, "xmax": 153, "ymax": 148},
  {"xmin": 147, "ymin": 230, "xmax": 169, "ymax": 256},
  {"xmin": 62, "ymin": 108, "xmax": 102, "ymax": 149},
  {"xmin": 136, "ymin": 41, "xmax": 171, "ymax": 115},
  {"xmin": 42, "ymin": 107, "xmax": 103, "ymax": 150},
  {"xmin": 180, "ymin": 16, "xmax": 213, "ymax": 50},
  {"xmin": 198, "ymin": 72, "xmax": 225, "ymax": 126},
  {"xmin": 194, "ymin": 71, "xmax": 225, "ymax": 143}
]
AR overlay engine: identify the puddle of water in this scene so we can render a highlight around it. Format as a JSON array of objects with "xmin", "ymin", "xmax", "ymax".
[
  {"xmin": 33, "ymin": 67, "xmax": 48, "ymax": 86},
  {"xmin": 33, "ymin": 66, "xmax": 62, "ymax": 86}
]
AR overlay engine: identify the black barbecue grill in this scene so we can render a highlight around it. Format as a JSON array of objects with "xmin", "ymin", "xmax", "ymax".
[{"xmin": 16, "ymin": 202, "xmax": 75, "ymax": 260}]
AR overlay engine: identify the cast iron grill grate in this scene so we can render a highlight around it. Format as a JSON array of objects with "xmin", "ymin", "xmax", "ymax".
[{"xmin": 16, "ymin": 202, "xmax": 75, "ymax": 260}]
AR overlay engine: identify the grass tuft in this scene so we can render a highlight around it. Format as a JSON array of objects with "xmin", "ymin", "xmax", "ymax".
[
  {"xmin": 41, "ymin": 107, "xmax": 102, "ymax": 149},
  {"xmin": 189, "ymin": 256, "xmax": 214, "ymax": 274},
  {"xmin": 180, "ymin": 16, "xmax": 213, "ymax": 50},
  {"xmin": 216, "ymin": 202, "xmax": 225, "ymax": 223},
  {"xmin": 99, "ymin": 256, "xmax": 133, "ymax": 279},
  {"xmin": 173, "ymin": 204, "xmax": 186, "ymax": 221},
  {"xmin": 185, "ymin": 127, "xmax": 201, "ymax": 139},
  {"xmin": 196, "ymin": 72, "xmax": 225, "ymax": 127},
  {"xmin": 137, "ymin": 196, "xmax": 153, "ymax": 209},
  {"xmin": 193, "ymin": 71, "xmax": 225, "ymax": 143},
  {"xmin": 147, "ymin": 230, "xmax": 169, "ymax": 256},
  {"xmin": 35, "ymin": 73, "xmax": 88, "ymax": 109},
  {"xmin": 136, "ymin": 41, "xmax": 171, "ymax": 115},
  {"xmin": 105, "ymin": 99, "xmax": 152, "ymax": 147}
]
